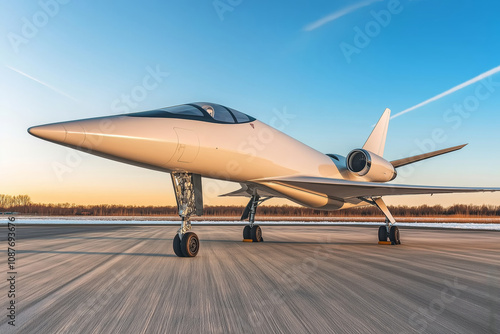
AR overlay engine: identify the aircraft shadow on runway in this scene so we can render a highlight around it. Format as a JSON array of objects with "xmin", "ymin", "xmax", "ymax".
[
  {"xmin": 14, "ymin": 249, "xmax": 175, "ymax": 257},
  {"xmin": 50, "ymin": 236, "xmax": 171, "ymax": 241},
  {"xmin": 202, "ymin": 239, "xmax": 373, "ymax": 246}
]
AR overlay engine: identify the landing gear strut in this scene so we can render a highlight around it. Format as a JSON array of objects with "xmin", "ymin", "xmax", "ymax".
[
  {"xmin": 369, "ymin": 197, "xmax": 401, "ymax": 245},
  {"xmin": 241, "ymin": 193, "xmax": 271, "ymax": 242},
  {"xmin": 171, "ymin": 172, "xmax": 203, "ymax": 257}
]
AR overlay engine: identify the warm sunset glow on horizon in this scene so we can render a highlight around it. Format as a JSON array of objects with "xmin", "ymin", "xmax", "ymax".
[
  {"xmin": 4, "ymin": 179, "xmax": 499, "ymax": 208},
  {"xmin": 2, "ymin": 1, "xmax": 500, "ymax": 211}
]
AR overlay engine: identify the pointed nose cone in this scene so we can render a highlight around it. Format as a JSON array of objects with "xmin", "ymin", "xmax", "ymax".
[{"xmin": 28, "ymin": 123, "xmax": 67, "ymax": 143}]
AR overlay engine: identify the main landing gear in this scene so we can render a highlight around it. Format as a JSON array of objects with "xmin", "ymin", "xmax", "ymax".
[
  {"xmin": 241, "ymin": 194, "xmax": 271, "ymax": 242},
  {"xmin": 378, "ymin": 221, "xmax": 401, "ymax": 245},
  {"xmin": 369, "ymin": 197, "xmax": 401, "ymax": 245},
  {"xmin": 171, "ymin": 172, "xmax": 203, "ymax": 257}
]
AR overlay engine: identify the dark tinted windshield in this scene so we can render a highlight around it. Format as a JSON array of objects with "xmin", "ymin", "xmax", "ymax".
[
  {"xmin": 158, "ymin": 105, "xmax": 204, "ymax": 116},
  {"xmin": 226, "ymin": 107, "xmax": 251, "ymax": 122},
  {"xmin": 126, "ymin": 102, "xmax": 255, "ymax": 124},
  {"xmin": 191, "ymin": 103, "xmax": 235, "ymax": 123}
]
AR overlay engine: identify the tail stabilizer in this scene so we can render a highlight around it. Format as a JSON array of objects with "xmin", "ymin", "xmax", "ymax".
[
  {"xmin": 363, "ymin": 108, "xmax": 391, "ymax": 157},
  {"xmin": 391, "ymin": 144, "xmax": 468, "ymax": 168}
]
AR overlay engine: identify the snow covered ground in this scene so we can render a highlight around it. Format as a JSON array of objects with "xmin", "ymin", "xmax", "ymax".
[{"xmin": 2, "ymin": 218, "xmax": 500, "ymax": 230}]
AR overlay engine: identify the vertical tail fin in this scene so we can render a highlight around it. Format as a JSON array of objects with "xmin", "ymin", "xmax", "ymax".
[{"xmin": 363, "ymin": 108, "xmax": 391, "ymax": 157}]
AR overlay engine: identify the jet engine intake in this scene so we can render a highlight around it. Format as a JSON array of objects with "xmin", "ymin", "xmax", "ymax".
[{"xmin": 346, "ymin": 149, "xmax": 397, "ymax": 182}]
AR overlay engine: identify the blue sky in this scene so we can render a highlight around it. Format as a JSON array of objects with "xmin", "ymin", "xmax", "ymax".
[{"xmin": 1, "ymin": 0, "xmax": 500, "ymax": 206}]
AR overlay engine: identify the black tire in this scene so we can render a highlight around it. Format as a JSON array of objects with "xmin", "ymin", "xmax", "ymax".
[
  {"xmin": 251, "ymin": 225, "xmax": 262, "ymax": 242},
  {"xmin": 243, "ymin": 225, "xmax": 251, "ymax": 239},
  {"xmin": 181, "ymin": 232, "xmax": 200, "ymax": 257},
  {"xmin": 389, "ymin": 226, "xmax": 401, "ymax": 245},
  {"xmin": 378, "ymin": 226, "xmax": 388, "ymax": 242},
  {"xmin": 173, "ymin": 234, "xmax": 184, "ymax": 257}
]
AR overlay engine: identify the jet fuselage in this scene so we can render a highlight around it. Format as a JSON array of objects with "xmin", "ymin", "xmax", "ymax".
[{"xmin": 29, "ymin": 103, "xmax": 355, "ymax": 209}]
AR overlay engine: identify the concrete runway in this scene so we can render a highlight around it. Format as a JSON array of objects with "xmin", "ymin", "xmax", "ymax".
[{"xmin": 1, "ymin": 225, "xmax": 499, "ymax": 333}]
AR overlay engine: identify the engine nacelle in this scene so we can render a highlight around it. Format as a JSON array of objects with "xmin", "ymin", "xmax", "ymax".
[{"xmin": 346, "ymin": 149, "xmax": 397, "ymax": 182}]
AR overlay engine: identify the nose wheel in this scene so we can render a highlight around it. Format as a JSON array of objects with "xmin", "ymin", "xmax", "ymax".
[
  {"xmin": 251, "ymin": 225, "xmax": 262, "ymax": 242},
  {"xmin": 173, "ymin": 231, "xmax": 200, "ymax": 257},
  {"xmin": 171, "ymin": 172, "xmax": 203, "ymax": 257},
  {"xmin": 243, "ymin": 225, "xmax": 251, "ymax": 240},
  {"xmin": 243, "ymin": 224, "xmax": 263, "ymax": 242}
]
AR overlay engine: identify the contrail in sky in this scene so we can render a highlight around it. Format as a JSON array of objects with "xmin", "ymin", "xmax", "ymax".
[
  {"xmin": 304, "ymin": 0, "xmax": 383, "ymax": 32},
  {"xmin": 6, "ymin": 65, "xmax": 79, "ymax": 103},
  {"xmin": 392, "ymin": 65, "xmax": 500, "ymax": 119}
]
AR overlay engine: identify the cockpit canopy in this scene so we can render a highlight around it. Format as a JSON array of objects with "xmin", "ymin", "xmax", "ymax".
[{"xmin": 126, "ymin": 102, "xmax": 255, "ymax": 124}]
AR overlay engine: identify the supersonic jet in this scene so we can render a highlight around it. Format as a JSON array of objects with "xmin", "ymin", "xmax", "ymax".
[{"xmin": 28, "ymin": 102, "xmax": 500, "ymax": 257}]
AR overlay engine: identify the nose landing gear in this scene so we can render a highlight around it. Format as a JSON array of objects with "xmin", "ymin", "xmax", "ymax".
[{"xmin": 171, "ymin": 172, "xmax": 203, "ymax": 257}]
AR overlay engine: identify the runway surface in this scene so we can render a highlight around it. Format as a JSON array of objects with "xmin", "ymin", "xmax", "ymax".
[{"xmin": 1, "ymin": 225, "xmax": 499, "ymax": 333}]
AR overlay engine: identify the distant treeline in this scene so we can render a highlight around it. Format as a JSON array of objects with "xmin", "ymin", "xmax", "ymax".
[{"xmin": 1, "ymin": 194, "xmax": 499, "ymax": 217}]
